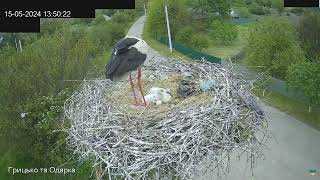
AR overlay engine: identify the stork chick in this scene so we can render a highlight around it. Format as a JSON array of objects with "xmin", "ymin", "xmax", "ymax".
[{"xmin": 144, "ymin": 87, "xmax": 172, "ymax": 106}]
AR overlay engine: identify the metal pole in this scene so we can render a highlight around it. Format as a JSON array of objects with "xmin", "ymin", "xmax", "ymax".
[{"xmin": 164, "ymin": 2, "xmax": 173, "ymax": 53}]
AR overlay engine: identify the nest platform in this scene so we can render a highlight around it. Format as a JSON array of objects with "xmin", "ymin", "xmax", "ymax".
[{"xmin": 64, "ymin": 58, "xmax": 269, "ymax": 179}]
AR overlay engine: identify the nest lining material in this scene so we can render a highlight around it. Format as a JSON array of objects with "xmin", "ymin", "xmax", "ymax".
[
  {"xmin": 110, "ymin": 73, "xmax": 210, "ymax": 119},
  {"xmin": 64, "ymin": 58, "xmax": 269, "ymax": 179}
]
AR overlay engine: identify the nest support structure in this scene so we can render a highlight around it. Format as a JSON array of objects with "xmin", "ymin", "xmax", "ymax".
[{"xmin": 64, "ymin": 58, "xmax": 270, "ymax": 180}]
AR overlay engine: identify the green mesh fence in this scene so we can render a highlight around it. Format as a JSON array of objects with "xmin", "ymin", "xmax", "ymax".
[
  {"xmin": 158, "ymin": 37, "xmax": 221, "ymax": 64},
  {"xmin": 266, "ymin": 77, "xmax": 310, "ymax": 103}
]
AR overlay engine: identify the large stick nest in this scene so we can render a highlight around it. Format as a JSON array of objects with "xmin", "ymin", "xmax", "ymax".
[{"xmin": 64, "ymin": 58, "xmax": 269, "ymax": 179}]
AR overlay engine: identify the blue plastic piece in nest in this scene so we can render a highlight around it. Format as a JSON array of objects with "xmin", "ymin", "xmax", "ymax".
[{"xmin": 200, "ymin": 79, "xmax": 215, "ymax": 92}]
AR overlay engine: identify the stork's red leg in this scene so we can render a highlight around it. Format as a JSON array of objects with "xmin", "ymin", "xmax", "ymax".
[
  {"xmin": 129, "ymin": 74, "xmax": 138, "ymax": 105},
  {"xmin": 137, "ymin": 68, "xmax": 147, "ymax": 107}
]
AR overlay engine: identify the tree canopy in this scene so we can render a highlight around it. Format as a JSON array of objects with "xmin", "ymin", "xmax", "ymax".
[{"xmin": 245, "ymin": 17, "xmax": 305, "ymax": 79}]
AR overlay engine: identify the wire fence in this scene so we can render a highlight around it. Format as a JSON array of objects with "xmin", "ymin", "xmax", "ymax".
[
  {"xmin": 156, "ymin": 27, "xmax": 317, "ymax": 108},
  {"xmin": 228, "ymin": 54, "xmax": 320, "ymax": 108},
  {"xmin": 157, "ymin": 36, "xmax": 222, "ymax": 64}
]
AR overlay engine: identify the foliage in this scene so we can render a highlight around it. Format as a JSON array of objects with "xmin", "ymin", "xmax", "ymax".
[
  {"xmin": 175, "ymin": 26, "xmax": 193, "ymax": 44},
  {"xmin": 91, "ymin": 10, "xmax": 108, "ymax": 26},
  {"xmin": 146, "ymin": 0, "xmax": 189, "ymax": 38},
  {"xmin": 209, "ymin": 20, "xmax": 238, "ymax": 43},
  {"xmin": 190, "ymin": 34, "xmax": 210, "ymax": 50},
  {"xmin": 248, "ymin": 3, "xmax": 270, "ymax": 15},
  {"xmin": 175, "ymin": 26, "xmax": 209, "ymax": 50},
  {"xmin": 40, "ymin": 19, "xmax": 67, "ymax": 36},
  {"xmin": 0, "ymin": 33, "xmax": 40, "ymax": 49},
  {"xmin": 271, "ymin": 0, "xmax": 284, "ymax": 15},
  {"xmin": 246, "ymin": 0, "xmax": 272, "ymax": 7},
  {"xmin": 0, "ymin": 9, "xmax": 140, "ymax": 178},
  {"xmin": 112, "ymin": 11, "xmax": 133, "ymax": 24},
  {"xmin": 232, "ymin": 0, "xmax": 246, "ymax": 7},
  {"xmin": 237, "ymin": 7, "xmax": 251, "ymax": 17},
  {"xmin": 186, "ymin": 0, "xmax": 232, "ymax": 18},
  {"xmin": 112, "ymin": 10, "xmax": 141, "ymax": 25},
  {"xmin": 245, "ymin": 17, "xmax": 305, "ymax": 79},
  {"xmin": 145, "ymin": 0, "xmax": 166, "ymax": 38},
  {"xmin": 287, "ymin": 62, "xmax": 320, "ymax": 105},
  {"xmin": 0, "ymin": 90, "xmax": 94, "ymax": 179},
  {"xmin": 89, "ymin": 21, "xmax": 126, "ymax": 52},
  {"xmin": 19, "ymin": 90, "xmax": 70, "ymax": 165},
  {"xmin": 290, "ymin": 7, "xmax": 306, "ymax": 15},
  {"xmin": 297, "ymin": 12, "xmax": 320, "ymax": 63}
]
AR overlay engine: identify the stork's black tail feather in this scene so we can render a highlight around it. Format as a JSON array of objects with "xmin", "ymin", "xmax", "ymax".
[{"xmin": 105, "ymin": 64, "xmax": 113, "ymax": 81}]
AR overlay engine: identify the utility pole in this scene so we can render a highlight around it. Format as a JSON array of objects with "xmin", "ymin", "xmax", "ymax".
[{"xmin": 164, "ymin": 0, "xmax": 173, "ymax": 53}]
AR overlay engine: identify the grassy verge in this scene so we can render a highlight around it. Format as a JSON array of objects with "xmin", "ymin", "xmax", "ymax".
[
  {"xmin": 254, "ymin": 88, "xmax": 320, "ymax": 130},
  {"xmin": 203, "ymin": 23, "xmax": 253, "ymax": 59},
  {"xmin": 242, "ymin": 56, "xmax": 320, "ymax": 130}
]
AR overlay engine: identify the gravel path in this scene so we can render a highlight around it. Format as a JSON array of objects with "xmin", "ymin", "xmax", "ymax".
[{"xmin": 127, "ymin": 16, "xmax": 320, "ymax": 180}]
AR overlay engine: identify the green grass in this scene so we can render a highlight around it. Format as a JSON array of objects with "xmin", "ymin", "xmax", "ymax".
[
  {"xmin": 254, "ymin": 88, "xmax": 320, "ymax": 130},
  {"xmin": 242, "ymin": 56, "xmax": 320, "ymax": 130},
  {"xmin": 203, "ymin": 24, "xmax": 253, "ymax": 59}
]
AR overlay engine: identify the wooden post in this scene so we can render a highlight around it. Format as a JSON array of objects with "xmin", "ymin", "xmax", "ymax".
[
  {"xmin": 18, "ymin": 40, "xmax": 22, "ymax": 51},
  {"xmin": 144, "ymin": 4, "xmax": 147, "ymax": 16},
  {"xmin": 164, "ymin": 2, "xmax": 173, "ymax": 53},
  {"xmin": 14, "ymin": 34, "xmax": 18, "ymax": 51}
]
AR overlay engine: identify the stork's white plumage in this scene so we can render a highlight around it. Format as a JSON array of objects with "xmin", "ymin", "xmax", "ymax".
[
  {"xmin": 144, "ymin": 87, "xmax": 172, "ymax": 105},
  {"xmin": 148, "ymin": 87, "xmax": 170, "ymax": 95},
  {"xmin": 105, "ymin": 36, "xmax": 149, "ymax": 106}
]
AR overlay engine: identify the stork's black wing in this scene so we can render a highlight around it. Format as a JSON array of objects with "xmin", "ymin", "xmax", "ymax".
[
  {"xmin": 112, "ymin": 48, "xmax": 147, "ymax": 77},
  {"xmin": 106, "ymin": 37, "xmax": 139, "ymax": 78},
  {"xmin": 113, "ymin": 37, "xmax": 139, "ymax": 55}
]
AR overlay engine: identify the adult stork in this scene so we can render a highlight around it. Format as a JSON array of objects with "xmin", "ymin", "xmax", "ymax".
[{"xmin": 105, "ymin": 36, "xmax": 149, "ymax": 106}]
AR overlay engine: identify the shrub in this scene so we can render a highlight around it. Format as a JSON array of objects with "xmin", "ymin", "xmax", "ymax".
[
  {"xmin": 245, "ymin": 17, "xmax": 305, "ymax": 79},
  {"xmin": 263, "ymin": 0, "xmax": 272, "ymax": 7},
  {"xmin": 146, "ymin": 0, "xmax": 189, "ymax": 38},
  {"xmin": 89, "ymin": 22, "xmax": 125, "ymax": 50},
  {"xmin": 290, "ymin": 8, "xmax": 306, "ymax": 15},
  {"xmin": 209, "ymin": 20, "xmax": 238, "ymax": 43},
  {"xmin": 287, "ymin": 61, "xmax": 320, "ymax": 105},
  {"xmin": 271, "ymin": 0, "xmax": 284, "ymax": 15},
  {"xmin": 40, "ymin": 19, "xmax": 66, "ymax": 35},
  {"xmin": 248, "ymin": 3, "xmax": 270, "ymax": 15},
  {"xmin": 297, "ymin": 12, "xmax": 320, "ymax": 63},
  {"xmin": 112, "ymin": 11, "xmax": 132, "ymax": 24},
  {"xmin": 20, "ymin": 90, "xmax": 71, "ymax": 165},
  {"xmin": 190, "ymin": 34, "xmax": 210, "ymax": 51},
  {"xmin": 175, "ymin": 26, "xmax": 194, "ymax": 44},
  {"xmin": 237, "ymin": 7, "xmax": 251, "ymax": 17},
  {"xmin": 91, "ymin": 10, "xmax": 107, "ymax": 26},
  {"xmin": 107, "ymin": 22, "xmax": 127, "ymax": 45}
]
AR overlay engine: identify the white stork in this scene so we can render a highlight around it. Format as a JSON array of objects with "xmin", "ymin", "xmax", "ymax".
[{"xmin": 105, "ymin": 36, "xmax": 149, "ymax": 106}]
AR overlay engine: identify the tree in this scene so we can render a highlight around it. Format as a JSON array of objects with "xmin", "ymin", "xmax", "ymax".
[
  {"xmin": 245, "ymin": 17, "xmax": 305, "ymax": 79},
  {"xmin": 145, "ymin": 0, "xmax": 189, "ymax": 38},
  {"xmin": 287, "ymin": 61, "xmax": 320, "ymax": 105},
  {"xmin": 209, "ymin": 19, "xmax": 238, "ymax": 43},
  {"xmin": 187, "ymin": 0, "xmax": 233, "ymax": 18},
  {"xmin": 297, "ymin": 11, "xmax": 320, "ymax": 63}
]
